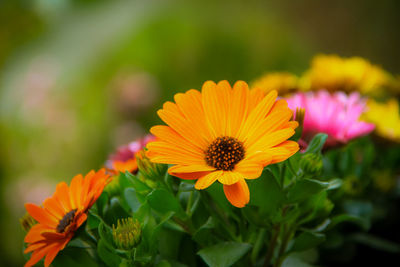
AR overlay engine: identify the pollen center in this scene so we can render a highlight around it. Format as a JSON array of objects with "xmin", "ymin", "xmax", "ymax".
[
  {"xmin": 205, "ymin": 136, "xmax": 245, "ymax": 171},
  {"xmin": 56, "ymin": 209, "xmax": 77, "ymax": 233}
]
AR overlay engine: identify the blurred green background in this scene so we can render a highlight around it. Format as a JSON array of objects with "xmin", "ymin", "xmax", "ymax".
[{"xmin": 1, "ymin": 0, "xmax": 399, "ymax": 265}]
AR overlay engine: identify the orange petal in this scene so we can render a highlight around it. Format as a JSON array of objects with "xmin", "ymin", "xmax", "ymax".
[
  {"xmin": 244, "ymin": 108, "xmax": 292, "ymax": 148},
  {"xmin": 194, "ymin": 171, "xmax": 222, "ymax": 189},
  {"xmin": 266, "ymin": 141, "xmax": 299, "ymax": 164},
  {"xmin": 202, "ymin": 80, "xmax": 231, "ymax": 137},
  {"xmin": 24, "ymin": 224, "xmax": 50, "ymax": 243},
  {"xmin": 43, "ymin": 197, "xmax": 64, "ymax": 220},
  {"xmin": 237, "ymin": 90, "xmax": 277, "ymax": 141},
  {"xmin": 44, "ymin": 243, "xmax": 64, "ymax": 267},
  {"xmin": 174, "ymin": 89, "xmax": 214, "ymax": 143},
  {"xmin": 150, "ymin": 125, "xmax": 204, "ymax": 154},
  {"xmin": 230, "ymin": 81, "xmax": 250, "ymax": 136},
  {"xmin": 169, "ymin": 171, "xmax": 211, "ymax": 180},
  {"xmin": 69, "ymin": 174, "xmax": 83, "ymax": 210},
  {"xmin": 25, "ymin": 242, "xmax": 58, "ymax": 267},
  {"xmin": 247, "ymin": 128, "xmax": 295, "ymax": 155},
  {"xmin": 223, "ymin": 179, "xmax": 250, "ymax": 208},
  {"xmin": 158, "ymin": 107, "xmax": 208, "ymax": 149},
  {"xmin": 25, "ymin": 203, "xmax": 58, "ymax": 228},
  {"xmin": 168, "ymin": 165, "xmax": 215, "ymax": 173},
  {"xmin": 217, "ymin": 171, "xmax": 242, "ymax": 185},
  {"xmin": 54, "ymin": 182, "xmax": 72, "ymax": 213}
]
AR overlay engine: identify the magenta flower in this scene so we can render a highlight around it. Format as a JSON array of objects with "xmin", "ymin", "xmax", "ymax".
[{"xmin": 285, "ymin": 91, "xmax": 375, "ymax": 148}]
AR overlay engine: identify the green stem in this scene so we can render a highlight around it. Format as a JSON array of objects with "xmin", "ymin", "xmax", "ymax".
[
  {"xmin": 274, "ymin": 226, "xmax": 295, "ymax": 267},
  {"xmin": 186, "ymin": 190, "xmax": 194, "ymax": 215},
  {"xmin": 251, "ymin": 228, "xmax": 267, "ymax": 264},
  {"xmin": 280, "ymin": 164, "xmax": 287, "ymax": 188},
  {"xmin": 263, "ymin": 224, "xmax": 280, "ymax": 267}
]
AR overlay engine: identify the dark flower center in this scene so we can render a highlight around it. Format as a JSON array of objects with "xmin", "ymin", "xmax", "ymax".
[
  {"xmin": 205, "ymin": 136, "xmax": 245, "ymax": 171},
  {"xmin": 56, "ymin": 209, "xmax": 77, "ymax": 233}
]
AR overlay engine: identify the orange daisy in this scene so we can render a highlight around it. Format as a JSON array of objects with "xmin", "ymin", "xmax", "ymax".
[
  {"xmin": 24, "ymin": 169, "xmax": 111, "ymax": 267},
  {"xmin": 146, "ymin": 80, "xmax": 299, "ymax": 207}
]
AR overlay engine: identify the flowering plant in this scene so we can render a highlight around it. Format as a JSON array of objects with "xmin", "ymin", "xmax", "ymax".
[{"xmin": 21, "ymin": 55, "xmax": 400, "ymax": 267}]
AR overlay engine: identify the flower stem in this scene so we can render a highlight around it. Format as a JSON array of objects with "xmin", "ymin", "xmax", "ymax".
[
  {"xmin": 263, "ymin": 224, "xmax": 280, "ymax": 267},
  {"xmin": 186, "ymin": 190, "xmax": 194, "ymax": 215},
  {"xmin": 251, "ymin": 228, "xmax": 267, "ymax": 264}
]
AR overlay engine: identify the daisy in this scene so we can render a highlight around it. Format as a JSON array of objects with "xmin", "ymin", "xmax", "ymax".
[
  {"xmin": 300, "ymin": 54, "xmax": 391, "ymax": 95},
  {"xmin": 147, "ymin": 80, "xmax": 299, "ymax": 207},
  {"xmin": 285, "ymin": 90, "xmax": 375, "ymax": 148},
  {"xmin": 24, "ymin": 169, "xmax": 111, "ymax": 267}
]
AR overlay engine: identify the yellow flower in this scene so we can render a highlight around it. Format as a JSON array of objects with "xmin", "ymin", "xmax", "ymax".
[
  {"xmin": 147, "ymin": 80, "xmax": 299, "ymax": 207},
  {"xmin": 300, "ymin": 54, "xmax": 391, "ymax": 95},
  {"xmin": 362, "ymin": 98, "xmax": 400, "ymax": 142},
  {"xmin": 251, "ymin": 72, "xmax": 298, "ymax": 96}
]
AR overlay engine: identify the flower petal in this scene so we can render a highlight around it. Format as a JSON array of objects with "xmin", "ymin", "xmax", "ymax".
[
  {"xmin": 195, "ymin": 171, "xmax": 222, "ymax": 189},
  {"xmin": 223, "ymin": 179, "xmax": 250, "ymax": 208}
]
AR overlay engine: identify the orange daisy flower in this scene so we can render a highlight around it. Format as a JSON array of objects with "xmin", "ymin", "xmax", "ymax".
[
  {"xmin": 147, "ymin": 80, "xmax": 299, "ymax": 207},
  {"xmin": 24, "ymin": 169, "xmax": 111, "ymax": 267},
  {"xmin": 106, "ymin": 135, "xmax": 156, "ymax": 174}
]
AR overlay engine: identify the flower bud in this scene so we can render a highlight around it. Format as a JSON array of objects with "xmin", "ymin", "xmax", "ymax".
[
  {"xmin": 112, "ymin": 218, "xmax": 141, "ymax": 250},
  {"xmin": 300, "ymin": 153, "xmax": 323, "ymax": 176},
  {"xmin": 20, "ymin": 212, "xmax": 36, "ymax": 232},
  {"xmin": 136, "ymin": 150, "xmax": 167, "ymax": 181},
  {"xmin": 292, "ymin": 108, "xmax": 305, "ymax": 141}
]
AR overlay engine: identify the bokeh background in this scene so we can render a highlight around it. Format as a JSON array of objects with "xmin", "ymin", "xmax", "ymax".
[{"xmin": 1, "ymin": 0, "xmax": 400, "ymax": 265}]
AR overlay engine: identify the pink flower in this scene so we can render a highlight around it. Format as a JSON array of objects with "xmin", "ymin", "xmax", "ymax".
[
  {"xmin": 106, "ymin": 134, "xmax": 156, "ymax": 173},
  {"xmin": 285, "ymin": 91, "xmax": 375, "ymax": 148}
]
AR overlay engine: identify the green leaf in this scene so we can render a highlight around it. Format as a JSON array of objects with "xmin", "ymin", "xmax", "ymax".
[
  {"xmin": 147, "ymin": 188, "xmax": 185, "ymax": 218},
  {"xmin": 291, "ymin": 232, "xmax": 325, "ymax": 252},
  {"xmin": 97, "ymin": 239, "xmax": 121, "ymax": 267},
  {"xmin": 327, "ymin": 214, "xmax": 369, "ymax": 230},
  {"xmin": 287, "ymin": 179, "xmax": 328, "ymax": 203},
  {"xmin": 248, "ymin": 169, "xmax": 285, "ymax": 214},
  {"xmin": 281, "ymin": 250, "xmax": 318, "ymax": 267},
  {"xmin": 305, "ymin": 133, "xmax": 328, "ymax": 154},
  {"xmin": 124, "ymin": 171, "xmax": 152, "ymax": 195},
  {"xmin": 86, "ymin": 210, "xmax": 101, "ymax": 230},
  {"xmin": 350, "ymin": 233, "xmax": 400, "ymax": 253},
  {"xmin": 197, "ymin": 242, "xmax": 252, "ymax": 267},
  {"xmin": 52, "ymin": 246, "xmax": 98, "ymax": 267},
  {"xmin": 98, "ymin": 222, "xmax": 115, "ymax": 250},
  {"xmin": 124, "ymin": 188, "xmax": 141, "ymax": 213}
]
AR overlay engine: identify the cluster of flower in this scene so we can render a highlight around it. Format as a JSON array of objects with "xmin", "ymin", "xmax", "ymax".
[{"xmin": 21, "ymin": 54, "xmax": 400, "ymax": 267}]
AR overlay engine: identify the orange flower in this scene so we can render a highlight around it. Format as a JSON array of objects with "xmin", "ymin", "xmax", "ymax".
[
  {"xmin": 106, "ymin": 135, "xmax": 156, "ymax": 174},
  {"xmin": 24, "ymin": 169, "xmax": 111, "ymax": 267},
  {"xmin": 147, "ymin": 80, "xmax": 299, "ymax": 207}
]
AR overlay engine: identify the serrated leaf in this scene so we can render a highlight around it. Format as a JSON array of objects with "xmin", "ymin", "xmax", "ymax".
[{"xmin": 197, "ymin": 242, "xmax": 252, "ymax": 267}]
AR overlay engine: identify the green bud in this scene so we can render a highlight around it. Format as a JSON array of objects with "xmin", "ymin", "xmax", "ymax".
[
  {"xmin": 300, "ymin": 153, "xmax": 323, "ymax": 176},
  {"xmin": 136, "ymin": 150, "xmax": 167, "ymax": 181},
  {"xmin": 20, "ymin": 212, "xmax": 37, "ymax": 232},
  {"xmin": 112, "ymin": 217, "xmax": 141, "ymax": 250}
]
